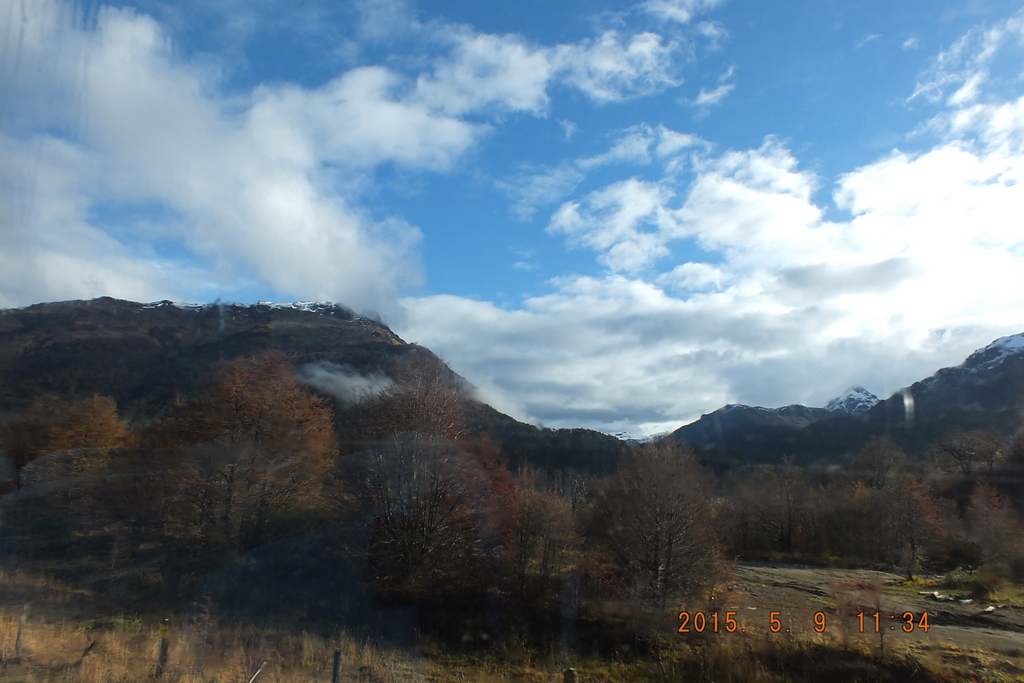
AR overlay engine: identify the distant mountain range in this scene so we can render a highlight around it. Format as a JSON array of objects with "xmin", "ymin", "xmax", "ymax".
[{"xmin": 668, "ymin": 333, "xmax": 1024, "ymax": 466}]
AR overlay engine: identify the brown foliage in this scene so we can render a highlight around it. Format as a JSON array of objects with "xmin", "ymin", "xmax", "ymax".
[
  {"xmin": 152, "ymin": 352, "xmax": 338, "ymax": 552},
  {"xmin": 0, "ymin": 393, "xmax": 130, "ymax": 481},
  {"xmin": 967, "ymin": 483, "xmax": 1024, "ymax": 566},
  {"xmin": 178, "ymin": 352, "xmax": 335, "ymax": 452},
  {"xmin": 493, "ymin": 473, "xmax": 574, "ymax": 600},
  {"xmin": 880, "ymin": 473, "xmax": 944, "ymax": 579},
  {"xmin": 49, "ymin": 395, "xmax": 131, "ymax": 450}
]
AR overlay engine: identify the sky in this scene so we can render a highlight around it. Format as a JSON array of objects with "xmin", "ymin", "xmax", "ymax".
[{"xmin": 2, "ymin": 0, "xmax": 1024, "ymax": 435}]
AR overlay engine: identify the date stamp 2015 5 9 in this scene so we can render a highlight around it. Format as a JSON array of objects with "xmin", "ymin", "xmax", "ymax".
[{"xmin": 677, "ymin": 610, "xmax": 930, "ymax": 635}]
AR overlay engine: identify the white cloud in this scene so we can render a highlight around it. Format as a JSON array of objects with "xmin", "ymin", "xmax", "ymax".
[
  {"xmin": 501, "ymin": 124, "xmax": 705, "ymax": 220},
  {"xmin": 578, "ymin": 128, "xmax": 656, "ymax": 169},
  {"xmin": 415, "ymin": 29, "xmax": 553, "ymax": 115},
  {"xmin": 250, "ymin": 67, "xmax": 481, "ymax": 171},
  {"xmin": 553, "ymin": 31, "xmax": 683, "ymax": 103},
  {"xmin": 936, "ymin": 93, "xmax": 1024, "ymax": 157},
  {"xmin": 855, "ymin": 33, "xmax": 881, "ymax": 49},
  {"xmin": 404, "ymin": 75, "xmax": 1024, "ymax": 432},
  {"xmin": 656, "ymin": 261, "xmax": 729, "ymax": 291},
  {"xmin": 579, "ymin": 123, "xmax": 707, "ymax": 170},
  {"xmin": 642, "ymin": 0, "xmax": 726, "ymax": 25},
  {"xmin": 910, "ymin": 11, "xmax": 1024, "ymax": 104},
  {"xmin": 497, "ymin": 164, "xmax": 585, "ymax": 221},
  {"xmin": 356, "ymin": 0, "xmax": 419, "ymax": 41},
  {"xmin": 688, "ymin": 64, "xmax": 735, "ymax": 108},
  {"xmin": 902, "ymin": 36, "xmax": 920, "ymax": 50},
  {"xmin": 558, "ymin": 118, "xmax": 579, "ymax": 141},
  {"xmin": 947, "ymin": 70, "xmax": 987, "ymax": 106},
  {"xmin": 547, "ymin": 178, "xmax": 685, "ymax": 272},
  {"xmin": 1, "ymin": 0, "xmax": 703, "ymax": 313},
  {"xmin": 0, "ymin": 0, "xmax": 501, "ymax": 314},
  {"xmin": 295, "ymin": 361, "xmax": 394, "ymax": 403},
  {"xmin": 692, "ymin": 82, "xmax": 734, "ymax": 106}
]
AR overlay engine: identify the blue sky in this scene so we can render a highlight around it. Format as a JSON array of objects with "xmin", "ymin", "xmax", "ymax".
[{"xmin": 2, "ymin": 0, "xmax": 1024, "ymax": 434}]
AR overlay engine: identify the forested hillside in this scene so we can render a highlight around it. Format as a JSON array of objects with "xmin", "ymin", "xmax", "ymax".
[{"xmin": 1, "ymin": 299, "xmax": 1023, "ymax": 682}]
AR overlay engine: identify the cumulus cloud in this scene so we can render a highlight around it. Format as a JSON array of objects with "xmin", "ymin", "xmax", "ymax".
[
  {"xmin": 1, "ymin": 0, "xmax": 701, "ymax": 312},
  {"xmin": 553, "ymin": 31, "xmax": 684, "ymax": 103},
  {"xmin": 0, "ymin": 0, "xmax": 474, "ymax": 314},
  {"xmin": 500, "ymin": 124, "xmax": 704, "ymax": 221},
  {"xmin": 401, "ymin": 40, "xmax": 1024, "ymax": 433},
  {"xmin": 578, "ymin": 123, "xmax": 706, "ymax": 170},
  {"xmin": 415, "ymin": 29, "xmax": 553, "ymax": 115},
  {"xmin": 547, "ymin": 179, "xmax": 683, "ymax": 272}
]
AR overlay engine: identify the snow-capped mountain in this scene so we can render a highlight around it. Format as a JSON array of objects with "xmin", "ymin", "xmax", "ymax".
[
  {"xmin": 959, "ymin": 333, "xmax": 1024, "ymax": 372},
  {"xmin": 825, "ymin": 386, "xmax": 880, "ymax": 416},
  {"xmin": 612, "ymin": 430, "xmax": 670, "ymax": 444},
  {"xmin": 141, "ymin": 299, "xmax": 358, "ymax": 319}
]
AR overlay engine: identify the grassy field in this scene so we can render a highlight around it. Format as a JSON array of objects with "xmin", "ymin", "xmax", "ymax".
[{"xmin": 2, "ymin": 565, "xmax": 1023, "ymax": 683}]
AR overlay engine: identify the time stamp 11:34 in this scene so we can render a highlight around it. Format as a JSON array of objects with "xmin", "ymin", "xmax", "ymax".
[{"xmin": 677, "ymin": 611, "xmax": 931, "ymax": 634}]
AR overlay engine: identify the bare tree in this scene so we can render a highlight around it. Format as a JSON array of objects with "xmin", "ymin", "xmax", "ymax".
[
  {"xmin": 343, "ymin": 435, "xmax": 488, "ymax": 602},
  {"xmin": 584, "ymin": 442, "xmax": 720, "ymax": 606},
  {"xmin": 880, "ymin": 474, "xmax": 943, "ymax": 579},
  {"xmin": 936, "ymin": 429, "xmax": 1002, "ymax": 477},
  {"xmin": 847, "ymin": 436, "xmax": 906, "ymax": 489},
  {"xmin": 495, "ymin": 473, "xmax": 575, "ymax": 598},
  {"xmin": 343, "ymin": 354, "xmax": 466, "ymax": 444}
]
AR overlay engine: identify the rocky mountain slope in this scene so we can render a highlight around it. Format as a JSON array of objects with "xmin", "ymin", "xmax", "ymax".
[
  {"xmin": 0, "ymin": 297, "xmax": 411, "ymax": 417},
  {"xmin": 0, "ymin": 297, "xmax": 626, "ymax": 474}
]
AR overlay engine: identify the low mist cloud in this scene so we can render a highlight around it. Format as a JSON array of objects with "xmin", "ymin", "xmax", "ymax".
[{"xmin": 295, "ymin": 362, "xmax": 394, "ymax": 404}]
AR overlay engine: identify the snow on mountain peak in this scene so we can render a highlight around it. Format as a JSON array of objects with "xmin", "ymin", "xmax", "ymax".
[
  {"xmin": 967, "ymin": 333, "xmax": 1024, "ymax": 370},
  {"xmin": 141, "ymin": 299, "xmax": 354, "ymax": 318},
  {"xmin": 612, "ymin": 430, "xmax": 669, "ymax": 443},
  {"xmin": 825, "ymin": 386, "xmax": 879, "ymax": 416}
]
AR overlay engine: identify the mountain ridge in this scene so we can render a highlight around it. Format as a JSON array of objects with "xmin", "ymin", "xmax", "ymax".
[
  {"xmin": 668, "ymin": 332, "xmax": 1024, "ymax": 464},
  {"xmin": 0, "ymin": 296, "xmax": 627, "ymax": 475}
]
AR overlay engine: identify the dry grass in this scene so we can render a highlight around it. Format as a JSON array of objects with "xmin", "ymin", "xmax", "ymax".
[
  {"xmin": 2, "ymin": 607, "xmax": 1014, "ymax": 683},
  {"xmin": 0, "ymin": 564, "xmax": 1016, "ymax": 683},
  {"xmin": 0, "ymin": 607, "xmax": 428, "ymax": 683}
]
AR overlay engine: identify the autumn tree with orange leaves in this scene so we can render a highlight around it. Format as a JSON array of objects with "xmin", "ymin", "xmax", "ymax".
[{"xmin": 168, "ymin": 352, "xmax": 337, "ymax": 552}]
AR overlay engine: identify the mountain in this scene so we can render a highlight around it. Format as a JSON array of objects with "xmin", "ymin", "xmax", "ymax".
[
  {"xmin": 825, "ymin": 386, "xmax": 880, "ymax": 416},
  {"xmin": 669, "ymin": 334, "xmax": 1024, "ymax": 465},
  {"xmin": 611, "ymin": 431, "xmax": 670, "ymax": 444},
  {"xmin": 0, "ymin": 297, "xmax": 626, "ymax": 474},
  {"xmin": 855, "ymin": 332, "xmax": 1024, "ymax": 452},
  {"xmin": 0, "ymin": 297, "xmax": 411, "ymax": 417}
]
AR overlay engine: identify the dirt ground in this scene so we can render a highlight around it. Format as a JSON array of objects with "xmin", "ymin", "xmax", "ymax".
[{"xmin": 727, "ymin": 562, "xmax": 1024, "ymax": 667}]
